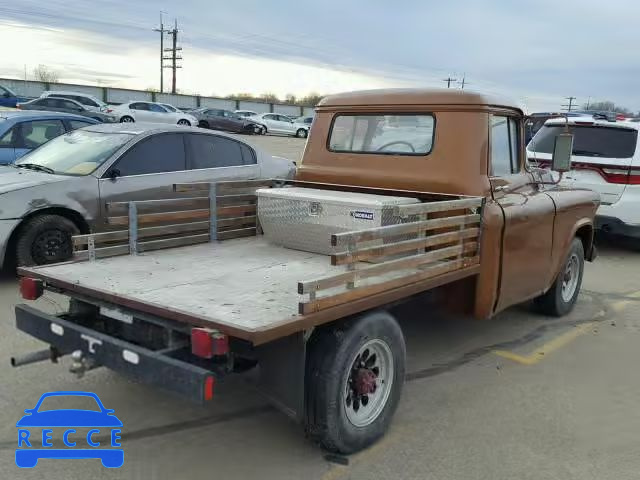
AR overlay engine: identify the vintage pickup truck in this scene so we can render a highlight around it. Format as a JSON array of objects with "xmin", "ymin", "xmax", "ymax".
[{"xmin": 12, "ymin": 89, "xmax": 599, "ymax": 454}]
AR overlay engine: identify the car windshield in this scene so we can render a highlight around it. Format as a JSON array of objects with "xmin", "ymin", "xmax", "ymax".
[
  {"xmin": 15, "ymin": 130, "xmax": 133, "ymax": 175},
  {"xmin": 529, "ymin": 124, "xmax": 638, "ymax": 158}
]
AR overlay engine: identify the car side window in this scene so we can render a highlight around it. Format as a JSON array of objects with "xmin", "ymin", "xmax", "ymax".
[
  {"xmin": 68, "ymin": 120, "xmax": 93, "ymax": 131},
  {"xmin": 36, "ymin": 98, "xmax": 53, "ymax": 107},
  {"xmin": 508, "ymin": 118, "xmax": 521, "ymax": 172},
  {"xmin": 0, "ymin": 126, "xmax": 17, "ymax": 147},
  {"xmin": 130, "ymin": 102, "xmax": 148, "ymax": 111},
  {"xmin": 61, "ymin": 100, "xmax": 82, "ymax": 111},
  {"xmin": 111, "ymin": 133, "xmax": 186, "ymax": 176},
  {"xmin": 149, "ymin": 103, "xmax": 166, "ymax": 112},
  {"xmin": 186, "ymin": 134, "xmax": 247, "ymax": 169},
  {"xmin": 264, "ymin": 114, "xmax": 276, "ymax": 121},
  {"xmin": 240, "ymin": 143, "xmax": 257, "ymax": 165},
  {"xmin": 75, "ymin": 96, "xmax": 98, "ymax": 107},
  {"xmin": 20, "ymin": 120, "xmax": 65, "ymax": 148},
  {"xmin": 490, "ymin": 115, "xmax": 517, "ymax": 176}
]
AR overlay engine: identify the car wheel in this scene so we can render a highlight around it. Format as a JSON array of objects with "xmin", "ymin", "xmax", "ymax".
[
  {"xmin": 305, "ymin": 310, "xmax": 406, "ymax": 454},
  {"xmin": 534, "ymin": 237, "xmax": 585, "ymax": 316},
  {"xmin": 15, "ymin": 214, "xmax": 80, "ymax": 267},
  {"xmin": 120, "ymin": 116, "xmax": 134, "ymax": 123},
  {"xmin": 296, "ymin": 128, "xmax": 308, "ymax": 138},
  {"xmin": 177, "ymin": 119, "xmax": 191, "ymax": 126},
  {"xmin": 198, "ymin": 120, "xmax": 209, "ymax": 128}
]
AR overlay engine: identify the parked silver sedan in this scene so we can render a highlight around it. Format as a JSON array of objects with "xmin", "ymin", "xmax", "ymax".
[{"xmin": 0, "ymin": 123, "xmax": 295, "ymax": 267}]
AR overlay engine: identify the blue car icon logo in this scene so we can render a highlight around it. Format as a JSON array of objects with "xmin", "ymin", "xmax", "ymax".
[{"xmin": 16, "ymin": 391, "xmax": 123, "ymax": 468}]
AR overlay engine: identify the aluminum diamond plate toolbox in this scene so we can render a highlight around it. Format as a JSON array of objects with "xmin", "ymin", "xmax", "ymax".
[{"xmin": 257, "ymin": 187, "xmax": 419, "ymax": 255}]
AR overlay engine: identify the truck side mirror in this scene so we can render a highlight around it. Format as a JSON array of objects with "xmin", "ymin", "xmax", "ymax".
[{"xmin": 551, "ymin": 133, "xmax": 573, "ymax": 172}]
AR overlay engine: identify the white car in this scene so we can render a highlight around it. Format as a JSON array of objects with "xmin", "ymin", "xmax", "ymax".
[
  {"xmin": 235, "ymin": 110, "xmax": 258, "ymax": 118},
  {"xmin": 40, "ymin": 91, "xmax": 108, "ymax": 112},
  {"xmin": 527, "ymin": 116, "xmax": 640, "ymax": 240},
  {"xmin": 250, "ymin": 113, "xmax": 309, "ymax": 138},
  {"xmin": 111, "ymin": 101, "xmax": 197, "ymax": 126}
]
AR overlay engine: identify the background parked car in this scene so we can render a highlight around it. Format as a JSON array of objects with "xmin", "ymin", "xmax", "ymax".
[
  {"xmin": 191, "ymin": 108, "xmax": 264, "ymax": 134},
  {"xmin": 0, "ymin": 123, "xmax": 295, "ymax": 267},
  {"xmin": 0, "ymin": 84, "xmax": 30, "ymax": 108},
  {"xmin": 17, "ymin": 97, "xmax": 116, "ymax": 123},
  {"xmin": 250, "ymin": 113, "xmax": 309, "ymax": 138},
  {"xmin": 111, "ymin": 101, "xmax": 197, "ymax": 125},
  {"xmin": 0, "ymin": 111, "xmax": 98, "ymax": 165},
  {"xmin": 527, "ymin": 116, "xmax": 640, "ymax": 240},
  {"xmin": 295, "ymin": 116, "xmax": 314, "ymax": 126},
  {"xmin": 39, "ymin": 90, "xmax": 108, "ymax": 112},
  {"xmin": 235, "ymin": 110, "xmax": 258, "ymax": 118}
]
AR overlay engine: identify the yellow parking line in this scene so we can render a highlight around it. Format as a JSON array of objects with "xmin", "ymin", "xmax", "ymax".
[
  {"xmin": 610, "ymin": 290, "xmax": 640, "ymax": 313},
  {"xmin": 494, "ymin": 321, "xmax": 596, "ymax": 365}
]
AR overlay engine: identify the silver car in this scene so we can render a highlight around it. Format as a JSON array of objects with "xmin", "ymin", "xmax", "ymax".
[{"xmin": 0, "ymin": 123, "xmax": 295, "ymax": 267}]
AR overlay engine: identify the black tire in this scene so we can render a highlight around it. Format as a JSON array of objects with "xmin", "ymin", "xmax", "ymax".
[
  {"xmin": 198, "ymin": 120, "xmax": 209, "ymax": 129},
  {"xmin": 305, "ymin": 311, "xmax": 405, "ymax": 454},
  {"xmin": 15, "ymin": 215, "xmax": 80, "ymax": 267},
  {"xmin": 119, "ymin": 116, "xmax": 134, "ymax": 123},
  {"xmin": 177, "ymin": 119, "xmax": 191, "ymax": 126},
  {"xmin": 296, "ymin": 128, "xmax": 308, "ymax": 138},
  {"xmin": 534, "ymin": 238, "xmax": 584, "ymax": 316}
]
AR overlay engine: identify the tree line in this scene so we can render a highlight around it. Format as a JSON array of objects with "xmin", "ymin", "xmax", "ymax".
[{"xmin": 224, "ymin": 92, "xmax": 324, "ymax": 106}]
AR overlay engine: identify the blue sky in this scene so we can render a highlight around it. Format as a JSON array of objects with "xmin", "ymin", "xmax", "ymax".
[{"xmin": 1, "ymin": 0, "xmax": 638, "ymax": 111}]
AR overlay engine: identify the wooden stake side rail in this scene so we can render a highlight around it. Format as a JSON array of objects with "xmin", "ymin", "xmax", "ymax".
[
  {"xmin": 72, "ymin": 180, "xmax": 276, "ymax": 261},
  {"xmin": 299, "ymin": 196, "xmax": 483, "ymax": 314}
]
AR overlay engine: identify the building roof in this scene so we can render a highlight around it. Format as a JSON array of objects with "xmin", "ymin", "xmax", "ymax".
[{"xmin": 318, "ymin": 88, "xmax": 523, "ymax": 111}]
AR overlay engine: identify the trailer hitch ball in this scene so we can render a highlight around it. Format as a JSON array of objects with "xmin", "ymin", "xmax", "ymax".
[{"xmin": 69, "ymin": 350, "xmax": 96, "ymax": 378}]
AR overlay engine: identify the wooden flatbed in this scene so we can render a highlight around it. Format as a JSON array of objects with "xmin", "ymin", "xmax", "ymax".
[{"xmin": 18, "ymin": 180, "xmax": 483, "ymax": 345}]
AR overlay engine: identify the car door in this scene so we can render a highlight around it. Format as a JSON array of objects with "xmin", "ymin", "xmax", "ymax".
[
  {"xmin": 97, "ymin": 133, "xmax": 193, "ymax": 223},
  {"xmin": 128, "ymin": 102, "xmax": 151, "ymax": 122},
  {"xmin": 490, "ymin": 114, "xmax": 556, "ymax": 311},
  {"xmin": 205, "ymin": 110, "xmax": 230, "ymax": 130},
  {"xmin": 148, "ymin": 103, "xmax": 172, "ymax": 124},
  {"xmin": 185, "ymin": 133, "xmax": 259, "ymax": 181},
  {"xmin": 261, "ymin": 114, "xmax": 280, "ymax": 132},
  {"xmin": 276, "ymin": 115, "xmax": 295, "ymax": 134},
  {"xmin": 0, "ymin": 86, "xmax": 14, "ymax": 107},
  {"xmin": 58, "ymin": 99, "xmax": 86, "ymax": 116},
  {"xmin": 14, "ymin": 119, "xmax": 65, "ymax": 160},
  {"xmin": 30, "ymin": 98, "xmax": 62, "ymax": 112}
]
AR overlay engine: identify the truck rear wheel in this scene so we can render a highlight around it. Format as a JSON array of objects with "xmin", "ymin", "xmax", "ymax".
[
  {"xmin": 305, "ymin": 311, "xmax": 405, "ymax": 454},
  {"xmin": 534, "ymin": 237, "xmax": 584, "ymax": 316}
]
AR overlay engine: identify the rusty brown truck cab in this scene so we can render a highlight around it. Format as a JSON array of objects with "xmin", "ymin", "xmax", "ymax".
[
  {"xmin": 12, "ymin": 88, "xmax": 599, "ymax": 456},
  {"xmin": 298, "ymin": 88, "xmax": 599, "ymax": 319}
]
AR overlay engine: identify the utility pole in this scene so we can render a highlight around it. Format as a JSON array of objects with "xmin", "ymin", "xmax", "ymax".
[
  {"xmin": 163, "ymin": 19, "xmax": 182, "ymax": 94},
  {"xmin": 153, "ymin": 12, "xmax": 169, "ymax": 93},
  {"xmin": 459, "ymin": 73, "xmax": 469, "ymax": 90},
  {"xmin": 442, "ymin": 76, "xmax": 457, "ymax": 88},
  {"xmin": 561, "ymin": 96, "xmax": 577, "ymax": 112}
]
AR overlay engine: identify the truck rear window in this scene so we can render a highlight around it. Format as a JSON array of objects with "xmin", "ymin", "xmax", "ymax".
[
  {"xmin": 529, "ymin": 125, "xmax": 638, "ymax": 158},
  {"xmin": 328, "ymin": 114, "xmax": 434, "ymax": 155}
]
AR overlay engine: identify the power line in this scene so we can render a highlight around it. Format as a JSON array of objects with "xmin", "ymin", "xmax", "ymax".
[
  {"xmin": 561, "ymin": 96, "xmax": 577, "ymax": 112},
  {"xmin": 162, "ymin": 19, "xmax": 182, "ymax": 94},
  {"xmin": 459, "ymin": 73, "xmax": 469, "ymax": 90}
]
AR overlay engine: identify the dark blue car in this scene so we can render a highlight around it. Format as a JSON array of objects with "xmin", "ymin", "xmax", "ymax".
[
  {"xmin": 0, "ymin": 111, "xmax": 99, "ymax": 165},
  {"xmin": 0, "ymin": 84, "xmax": 29, "ymax": 108},
  {"xmin": 16, "ymin": 391, "xmax": 123, "ymax": 468}
]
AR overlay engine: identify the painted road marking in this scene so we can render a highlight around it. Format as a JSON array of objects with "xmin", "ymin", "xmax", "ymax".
[
  {"xmin": 494, "ymin": 289, "xmax": 640, "ymax": 365},
  {"xmin": 493, "ymin": 320, "xmax": 598, "ymax": 365}
]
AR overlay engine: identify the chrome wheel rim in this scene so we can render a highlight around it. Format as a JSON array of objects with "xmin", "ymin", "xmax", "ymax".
[
  {"xmin": 561, "ymin": 253, "xmax": 580, "ymax": 302},
  {"xmin": 121, "ymin": 117, "xmax": 133, "ymax": 122},
  {"xmin": 343, "ymin": 339, "xmax": 394, "ymax": 427},
  {"xmin": 178, "ymin": 120, "xmax": 189, "ymax": 125}
]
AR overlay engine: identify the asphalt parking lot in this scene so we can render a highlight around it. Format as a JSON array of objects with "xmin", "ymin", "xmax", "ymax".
[{"xmin": 1, "ymin": 135, "xmax": 639, "ymax": 479}]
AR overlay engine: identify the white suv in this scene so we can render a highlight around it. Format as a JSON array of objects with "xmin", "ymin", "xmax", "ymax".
[{"xmin": 527, "ymin": 116, "xmax": 640, "ymax": 239}]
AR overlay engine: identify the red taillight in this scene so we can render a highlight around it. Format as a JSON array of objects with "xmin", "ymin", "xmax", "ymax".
[
  {"xmin": 191, "ymin": 328, "xmax": 229, "ymax": 358},
  {"xmin": 106, "ymin": 108, "xmax": 113, "ymax": 113},
  {"xmin": 601, "ymin": 167, "xmax": 631, "ymax": 184},
  {"xmin": 20, "ymin": 277, "xmax": 43, "ymax": 300},
  {"xmin": 204, "ymin": 376, "xmax": 215, "ymax": 401},
  {"xmin": 627, "ymin": 169, "xmax": 640, "ymax": 185}
]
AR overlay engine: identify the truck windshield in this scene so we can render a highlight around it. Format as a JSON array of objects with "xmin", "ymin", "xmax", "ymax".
[
  {"xmin": 329, "ymin": 114, "xmax": 434, "ymax": 155},
  {"xmin": 529, "ymin": 124, "xmax": 638, "ymax": 158},
  {"xmin": 15, "ymin": 130, "xmax": 133, "ymax": 175}
]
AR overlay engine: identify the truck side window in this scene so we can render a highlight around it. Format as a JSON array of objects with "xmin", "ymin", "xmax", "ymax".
[{"xmin": 490, "ymin": 115, "xmax": 520, "ymax": 175}]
